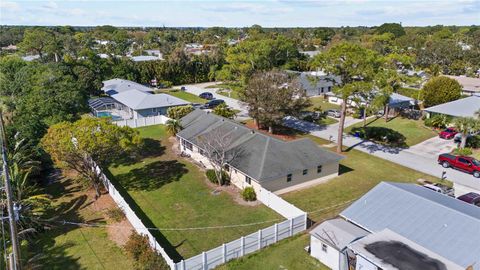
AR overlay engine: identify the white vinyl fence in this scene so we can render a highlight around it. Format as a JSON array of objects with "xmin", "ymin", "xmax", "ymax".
[
  {"xmin": 94, "ymin": 165, "xmax": 176, "ymax": 269},
  {"xmin": 175, "ymin": 187, "xmax": 307, "ymax": 270},
  {"xmin": 113, "ymin": 115, "xmax": 170, "ymax": 128}
]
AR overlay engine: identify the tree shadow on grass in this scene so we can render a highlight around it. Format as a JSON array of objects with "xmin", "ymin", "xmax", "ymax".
[
  {"xmin": 349, "ymin": 126, "xmax": 408, "ymax": 149},
  {"xmin": 339, "ymin": 164, "xmax": 354, "ymax": 175},
  {"xmin": 114, "ymin": 160, "xmax": 188, "ymax": 191},
  {"xmin": 110, "ymin": 138, "xmax": 166, "ymax": 168}
]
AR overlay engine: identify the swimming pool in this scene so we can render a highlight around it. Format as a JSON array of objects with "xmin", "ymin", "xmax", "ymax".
[{"xmin": 96, "ymin": 111, "xmax": 123, "ymax": 121}]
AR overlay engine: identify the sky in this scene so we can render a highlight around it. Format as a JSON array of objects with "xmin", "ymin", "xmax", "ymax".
[{"xmin": 0, "ymin": 0, "xmax": 479, "ymax": 27}]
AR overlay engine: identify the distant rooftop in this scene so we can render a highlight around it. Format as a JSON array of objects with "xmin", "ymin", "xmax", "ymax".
[
  {"xmin": 444, "ymin": 75, "xmax": 480, "ymax": 93},
  {"xmin": 341, "ymin": 182, "xmax": 480, "ymax": 270},
  {"xmin": 112, "ymin": 89, "xmax": 189, "ymax": 110},
  {"xmin": 102, "ymin": 78, "xmax": 152, "ymax": 95},
  {"xmin": 310, "ymin": 218, "xmax": 368, "ymax": 251},
  {"xmin": 423, "ymin": 96, "xmax": 480, "ymax": 118}
]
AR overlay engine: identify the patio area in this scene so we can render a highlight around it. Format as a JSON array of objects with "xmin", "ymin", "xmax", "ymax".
[{"xmin": 88, "ymin": 97, "xmax": 133, "ymax": 120}]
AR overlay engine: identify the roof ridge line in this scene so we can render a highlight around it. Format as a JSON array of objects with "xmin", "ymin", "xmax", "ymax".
[{"xmin": 257, "ymin": 137, "xmax": 271, "ymax": 180}]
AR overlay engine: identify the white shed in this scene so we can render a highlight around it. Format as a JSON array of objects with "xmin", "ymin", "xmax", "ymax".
[{"xmin": 309, "ymin": 218, "xmax": 368, "ymax": 270}]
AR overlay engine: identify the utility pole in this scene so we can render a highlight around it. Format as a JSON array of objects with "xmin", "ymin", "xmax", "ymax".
[{"xmin": 0, "ymin": 112, "xmax": 21, "ymax": 270}]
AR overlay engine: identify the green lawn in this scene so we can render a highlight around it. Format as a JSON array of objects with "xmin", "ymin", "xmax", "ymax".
[
  {"xmin": 31, "ymin": 178, "xmax": 134, "ymax": 270},
  {"xmin": 282, "ymin": 146, "xmax": 441, "ymax": 222},
  {"xmin": 345, "ymin": 116, "xmax": 437, "ymax": 147},
  {"xmin": 308, "ymin": 96, "xmax": 341, "ymax": 111},
  {"xmin": 108, "ymin": 125, "xmax": 281, "ymax": 260},
  {"xmin": 215, "ymin": 234, "xmax": 327, "ymax": 270},
  {"xmin": 156, "ymin": 89, "xmax": 207, "ymax": 103}
]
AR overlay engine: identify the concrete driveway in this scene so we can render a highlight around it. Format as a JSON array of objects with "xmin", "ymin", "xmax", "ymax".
[
  {"xmin": 174, "ymin": 82, "xmax": 250, "ymax": 120},
  {"xmin": 407, "ymin": 136, "xmax": 456, "ymax": 160}
]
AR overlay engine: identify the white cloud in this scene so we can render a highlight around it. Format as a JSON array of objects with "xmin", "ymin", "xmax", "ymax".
[{"xmin": 0, "ymin": 1, "xmax": 21, "ymax": 11}]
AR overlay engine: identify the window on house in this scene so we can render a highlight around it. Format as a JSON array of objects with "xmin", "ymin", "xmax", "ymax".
[
  {"xmin": 303, "ymin": 169, "xmax": 308, "ymax": 175},
  {"xmin": 182, "ymin": 140, "xmax": 193, "ymax": 151},
  {"xmin": 317, "ymin": 165, "xmax": 322, "ymax": 173},
  {"xmin": 328, "ymin": 86, "xmax": 332, "ymax": 91},
  {"xmin": 199, "ymin": 149, "xmax": 205, "ymax": 156},
  {"xmin": 320, "ymin": 87, "xmax": 324, "ymax": 93},
  {"xmin": 321, "ymin": 243, "xmax": 328, "ymax": 252},
  {"xmin": 152, "ymin": 108, "xmax": 158, "ymax": 113},
  {"xmin": 287, "ymin": 174, "xmax": 292, "ymax": 182},
  {"xmin": 245, "ymin": 176, "xmax": 251, "ymax": 184}
]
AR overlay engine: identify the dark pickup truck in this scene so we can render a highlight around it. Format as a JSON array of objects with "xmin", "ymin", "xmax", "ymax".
[{"xmin": 438, "ymin": 153, "xmax": 480, "ymax": 178}]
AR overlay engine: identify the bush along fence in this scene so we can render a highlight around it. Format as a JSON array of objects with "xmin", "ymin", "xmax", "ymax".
[
  {"xmin": 175, "ymin": 187, "xmax": 307, "ymax": 270},
  {"xmin": 113, "ymin": 115, "xmax": 170, "ymax": 128},
  {"xmin": 94, "ymin": 164, "xmax": 177, "ymax": 269}
]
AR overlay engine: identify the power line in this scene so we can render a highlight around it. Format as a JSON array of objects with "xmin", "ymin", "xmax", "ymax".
[{"xmin": 35, "ymin": 199, "xmax": 355, "ymax": 232}]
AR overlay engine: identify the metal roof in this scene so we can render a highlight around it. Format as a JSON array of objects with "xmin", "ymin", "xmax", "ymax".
[
  {"xmin": 340, "ymin": 182, "xmax": 480, "ymax": 270},
  {"xmin": 88, "ymin": 97, "xmax": 116, "ymax": 110},
  {"xmin": 309, "ymin": 218, "xmax": 369, "ymax": 251},
  {"xmin": 348, "ymin": 229, "xmax": 464, "ymax": 270},
  {"xmin": 178, "ymin": 110, "xmax": 344, "ymax": 182},
  {"xmin": 423, "ymin": 96, "xmax": 480, "ymax": 117},
  {"xmin": 129, "ymin": 55, "xmax": 162, "ymax": 62},
  {"xmin": 112, "ymin": 89, "xmax": 189, "ymax": 110},
  {"xmin": 445, "ymin": 75, "xmax": 480, "ymax": 93},
  {"xmin": 102, "ymin": 78, "xmax": 152, "ymax": 95}
]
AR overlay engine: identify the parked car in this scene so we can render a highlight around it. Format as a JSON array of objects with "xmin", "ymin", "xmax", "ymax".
[
  {"xmin": 191, "ymin": 103, "xmax": 203, "ymax": 109},
  {"xmin": 457, "ymin": 192, "xmax": 480, "ymax": 207},
  {"xmin": 438, "ymin": 153, "xmax": 480, "ymax": 178},
  {"xmin": 326, "ymin": 109, "xmax": 341, "ymax": 118},
  {"xmin": 201, "ymin": 99, "xmax": 225, "ymax": 109},
  {"xmin": 423, "ymin": 183, "xmax": 454, "ymax": 197},
  {"xmin": 439, "ymin": 128, "xmax": 458, "ymax": 139},
  {"xmin": 453, "ymin": 131, "xmax": 479, "ymax": 143},
  {"xmin": 199, "ymin": 92, "xmax": 214, "ymax": 100},
  {"xmin": 180, "ymin": 86, "xmax": 186, "ymax": 91}
]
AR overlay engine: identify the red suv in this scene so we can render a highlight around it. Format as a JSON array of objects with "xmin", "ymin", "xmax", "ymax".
[
  {"xmin": 457, "ymin": 192, "xmax": 480, "ymax": 207},
  {"xmin": 439, "ymin": 128, "xmax": 458, "ymax": 139}
]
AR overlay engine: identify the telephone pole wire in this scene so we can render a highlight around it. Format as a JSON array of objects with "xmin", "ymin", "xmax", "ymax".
[{"xmin": 0, "ymin": 112, "xmax": 21, "ymax": 270}]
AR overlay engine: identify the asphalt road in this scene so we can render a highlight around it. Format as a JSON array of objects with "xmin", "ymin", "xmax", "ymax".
[{"xmin": 283, "ymin": 116, "xmax": 480, "ymax": 194}]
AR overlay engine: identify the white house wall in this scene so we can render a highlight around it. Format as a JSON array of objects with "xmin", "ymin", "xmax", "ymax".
[{"xmin": 310, "ymin": 235, "xmax": 341, "ymax": 270}]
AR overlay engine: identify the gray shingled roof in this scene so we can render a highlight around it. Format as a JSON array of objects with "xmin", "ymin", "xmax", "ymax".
[
  {"xmin": 340, "ymin": 182, "xmax": 480, "ymax": 270},
  {"xmin": 423, "ymin": 96, "xmax": 480, "ymax": 117},
  {"xmin": 112, "ymin": 89, "xmax": 189, "ymax": 110},
  {"xmin": 178, "ymin": 110, "xmax": 344, "ymax": 182}
]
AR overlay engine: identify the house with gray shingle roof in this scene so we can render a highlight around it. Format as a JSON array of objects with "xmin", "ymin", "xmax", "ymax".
[
  {"xmin": 177, "ymin": 110, "xmax": 344, "ymax": 194},
  {"xmin": 310, "ymin": 182, "xmax": 480, "ymax": 270},
  {"xmin": 423, "ymin": 96, "xmax": 480, "ymax": 118}
]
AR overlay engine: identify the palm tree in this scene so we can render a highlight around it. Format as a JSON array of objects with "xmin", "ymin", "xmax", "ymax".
[
  {"xmin": 453, "ymin": 117, "xmax": 480, "ymax": 148},
  {"xmin": 166, "ymin": 119, "xmax": 182, "ymax": 136}
]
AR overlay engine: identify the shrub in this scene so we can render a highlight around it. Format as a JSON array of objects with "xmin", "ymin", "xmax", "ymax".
[
  {"xmin": 466, "ymin": 135, "xmax": 480, "ymax": 149},
  {"xmin": 167, "ymin": 105, "xmax": 193, "ymax": 120},
  {"xmin": 124, "ymin": 232, "xmax": 168, "ymax": 270},
  {"xmin": 453, "ymin": 147, "xmax": 473, "ymax": 156},
  {"xmin": 422, "ymin": 76, "xmax": 462, "ymax": 108},
  {"xmin": 424, "ymin": 115, "xmax": 451, "ymax": 129},
  {"xmin": 206, "ymin": 169, "xmax": 230, "ymax": 185},
  {"xmin": 242, "ymin": 187, "xmax": 257, "ymax": 201},
  {"xmin": 105, "ymin": 207, "xmax": 125, "ymax": 222}
]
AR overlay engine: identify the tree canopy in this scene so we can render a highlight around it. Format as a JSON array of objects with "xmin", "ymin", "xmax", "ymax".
[{"xmin": 421, "ymin": 76, "xmax": 462, "ymax": 108}]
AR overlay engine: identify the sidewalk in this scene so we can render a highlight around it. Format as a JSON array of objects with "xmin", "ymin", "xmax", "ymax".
[{"xmin": 283, "ymin": 116, "xmax": 480, "ymax": 194}]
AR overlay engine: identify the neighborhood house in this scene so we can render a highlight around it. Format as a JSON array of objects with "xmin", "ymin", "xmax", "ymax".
[
  {"xmin": 445, "ymin": 75, "xmax": 480, "ymax": 96},
  {"xmin": 177, "ymin": 110, "xmax": 344, "ymax": 194},
  {"xmin": 89, "ymin": 78, "xmax": 190, "ymax": 120},
  {"xmin": 290, "ymin": 70, "xmax": 341, "ymax": 97},
  {"xmin": 423, "ymin": 95, "xmax": 480, "ymax": 119},
  {"xmin": 310, "ymin": 182, "xmax": 480, "ymax": 270}
]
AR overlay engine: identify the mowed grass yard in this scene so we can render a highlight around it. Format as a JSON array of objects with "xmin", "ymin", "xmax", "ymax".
[
  {"xmin": 31, "ymin": 178, "xmax": 134, "ymax": 270},
  {"xmin": 108, "ymin": 125, "xmax": 282, "ymax": 260},
  {"xmin": 215, "ymin": 234, "xmax": 328, "ymax": 270},
  {"xmin": 156, "ymin": 89, "xmax": 207, "ymax": 103},
  {"xmin": 345, "ymin": 116, "xmax": 437, "ymax": 147},
  {"xmin": 308, "ymin": 96, "xmax": 341, "ymax": 111}
]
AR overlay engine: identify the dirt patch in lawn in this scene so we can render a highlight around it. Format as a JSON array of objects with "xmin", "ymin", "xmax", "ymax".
[
  {"xmin": 84, "ymin": 185, "xmax": 134, "ymax": 247},
  {"xmin": 244, "ymin": 120, "xmax": 301, "ymax": 141}
]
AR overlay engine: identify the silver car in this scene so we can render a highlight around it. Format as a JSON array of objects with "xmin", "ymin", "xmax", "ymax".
[{"xmin": 326, "ymin": 109, "xmax": 341, "ymax": 118}]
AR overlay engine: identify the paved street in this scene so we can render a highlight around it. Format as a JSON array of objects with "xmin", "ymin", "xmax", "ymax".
[
  {"xmin": 174, "ymin": 82, "xmax": 250, "ymax": 119},
  {"xmin": 283, "ymin": 116, "xmax": 480, "ymax": 193}
]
